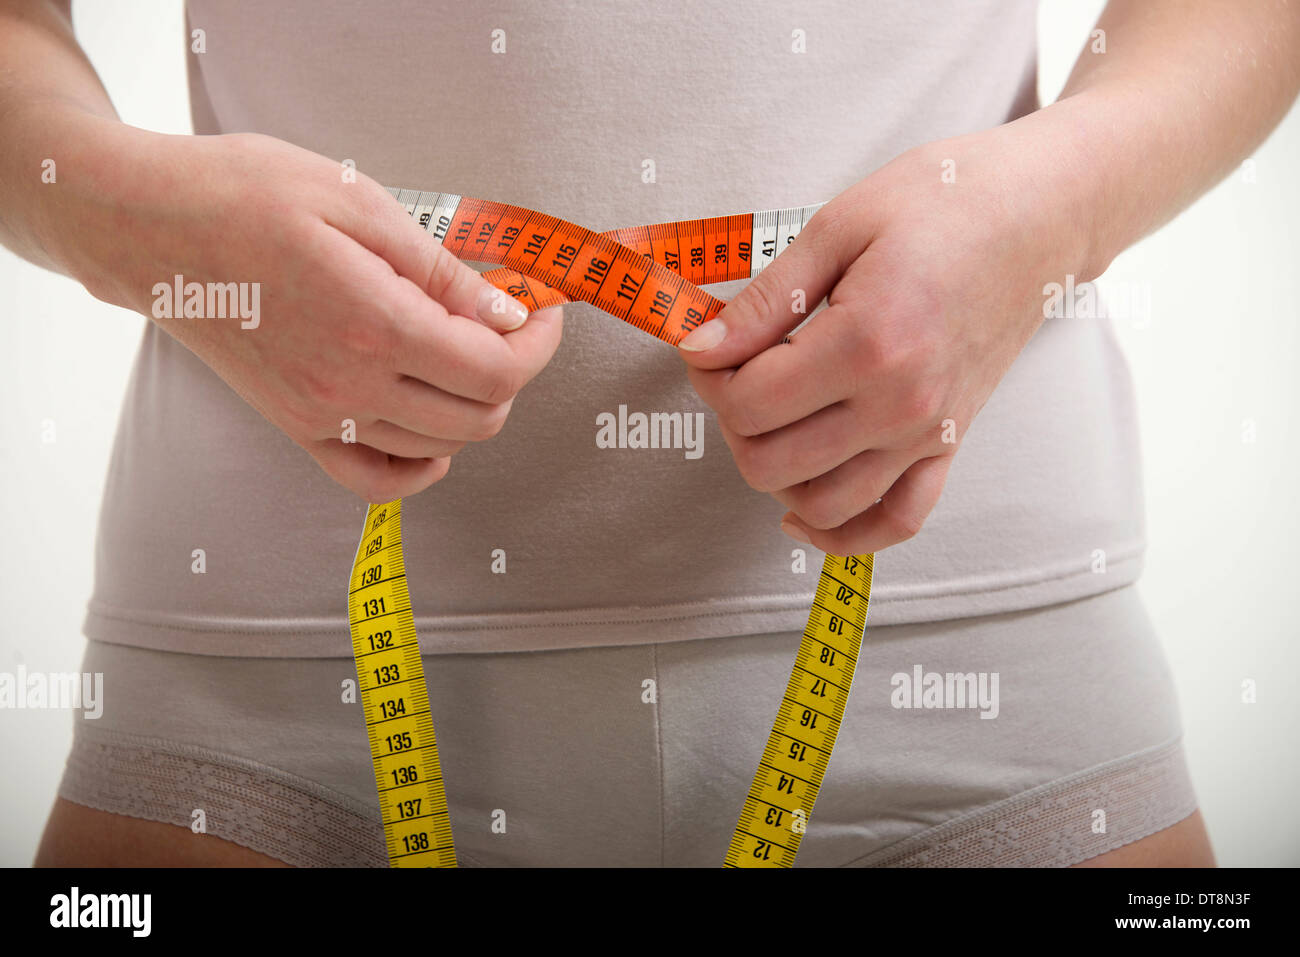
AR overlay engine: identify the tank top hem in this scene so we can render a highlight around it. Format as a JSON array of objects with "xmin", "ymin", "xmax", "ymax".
[{"xmin": 81, "ymin": 544, "xmax": 1143, "ymax": 657}]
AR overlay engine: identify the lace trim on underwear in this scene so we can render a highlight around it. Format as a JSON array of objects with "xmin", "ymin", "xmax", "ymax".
[
  {"xmin": 841, "ymin": 735, "xmax": 1198, "ymax": 867},
  {"xmin": 57, "ymin": 725, "xmax": 398, "ymax": 868},
  {"xmin": 58, "ymin": 725, "xmax": 1195, "ymax": 868}
]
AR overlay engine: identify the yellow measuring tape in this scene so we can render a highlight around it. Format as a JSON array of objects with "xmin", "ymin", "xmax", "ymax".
[
  {"xmin": 346, "ymin": 189, "xmax": 876, "ymax": 867},
  {"xmin": 348, "ymin": 501, "xmax": 456, "ymax": 866},
  {"xmin": 724, "ymin": 552, "xmax": 873, "ymax": 867}
]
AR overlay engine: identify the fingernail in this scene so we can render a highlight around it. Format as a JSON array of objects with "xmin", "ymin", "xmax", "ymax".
[
  {"xmin": 780, "ymin": 520, "xmax": 812, "ymax": 545},
  {"xmin": 678, "ymin": 319, "xmax": 726, "ymax": 351},
  {"xmin": 478, "ymin": 286, "xmax": 529, "ymax": 331}
]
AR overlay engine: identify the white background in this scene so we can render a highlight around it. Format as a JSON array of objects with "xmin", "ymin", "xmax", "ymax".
[{"xmin": 0, "ymin": 1, "xmax": 1296, "ymax": 866}]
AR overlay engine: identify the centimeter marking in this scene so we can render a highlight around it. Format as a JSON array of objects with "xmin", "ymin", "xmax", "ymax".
[
  {"xmin": 388, "ymin": 188, "xmax": 825, "ymax": 345},
  {"xmin": 724, "ymin": 553, "xmax": 873, "ymax": 868},
  {"xmin": 346, "ymin": 189, "xmax": 871, "ymax": 868},
  {"xmin": 348, "ymin": 501, "xmax": 456, "ymax": 867}
]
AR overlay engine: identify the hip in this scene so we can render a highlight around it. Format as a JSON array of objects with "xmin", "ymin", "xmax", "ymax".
[{"xmin": 57, "ymin": 583, "xmax": 1197, "ymax": 866}]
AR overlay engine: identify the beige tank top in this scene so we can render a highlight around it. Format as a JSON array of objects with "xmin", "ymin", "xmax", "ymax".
[{"xmin": 83, "ymin": 0, "xmax": 1146, "ymax": 656}]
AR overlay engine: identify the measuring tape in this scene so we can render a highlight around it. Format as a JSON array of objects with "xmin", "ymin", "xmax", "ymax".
[{"xmin": 345, "ymin": 188, "xmax": 875, "ymax": 867}]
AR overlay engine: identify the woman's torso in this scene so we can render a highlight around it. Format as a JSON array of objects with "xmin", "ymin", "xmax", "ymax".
[{"xmin": 83, "ymin": 0, "xmax": 1146, "ymax": 656}]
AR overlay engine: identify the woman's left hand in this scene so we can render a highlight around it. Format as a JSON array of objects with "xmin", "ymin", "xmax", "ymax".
[{"xmin": 677, "ymin": 122, "xmax": 1096, "ymax": 555}]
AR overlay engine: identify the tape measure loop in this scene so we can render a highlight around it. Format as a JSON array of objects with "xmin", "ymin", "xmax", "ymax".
[{"xmin": 346, "ymin": 192, "xmax": 873, "ymax": 867}]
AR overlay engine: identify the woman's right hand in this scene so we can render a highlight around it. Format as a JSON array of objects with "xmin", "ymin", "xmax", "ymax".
[{"xmin": 42, "ymin": 122, "xmax": 563, "ymax": 501}]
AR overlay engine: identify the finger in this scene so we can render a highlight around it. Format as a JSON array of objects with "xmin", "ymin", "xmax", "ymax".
[
  {"xmin": 313, "ymin": 222, "xmax": 563, "ymax": 403},
  {"xmin": 329, "ymin": 179, "xmax": 530, "ymax": 332},
  {"xmin": 389, "ymin": 284, "xmax": 564, "ymax": 403},
  {"xmin": 780, "ymin": 454, "xmax": 953, "ymax": 555},
  {"xmin": 310, "ymin": 439, "xmax": 451, "ymax": 503},
  {"xmin": 719, "ymin": 402, "xmax": 872, "ymax": 493},
  {"xmin": 676, "ymin": 202, "xmax": 868, "ymax": 368},
  {"xmin": 685, "ymin": 300, "xmax": 861, "ymax": 436},
  {"xmin": 382, "ymin": 377, "xmax": 514, "ymax": 442},
  {"xmin": 771, "ymin": 447, "xmax": 912, "ymax": 531},
  {"xmin": 351, "ymin": 420, "xmax": 467, "ymax": 460}
]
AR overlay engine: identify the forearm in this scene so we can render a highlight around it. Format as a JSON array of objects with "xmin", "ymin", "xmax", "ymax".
[
  {"xmin": 1037, "ymin": 0, "xmax": 1300, "ymax": 279},
  {"xmin": 0, "ymin": 0, "xmax": 127, "ymax": 274}
]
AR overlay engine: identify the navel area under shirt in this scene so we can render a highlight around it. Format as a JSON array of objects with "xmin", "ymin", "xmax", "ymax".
[{"xmin": 82, "ymin": 0, "xmax": 1146, "ymax": 657}]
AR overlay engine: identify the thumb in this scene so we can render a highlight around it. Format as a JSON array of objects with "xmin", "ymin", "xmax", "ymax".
[
  {"xmin": 339, "ymin": 181, "xmax": 530, "ymax": 333},
  {"xmin": 408, "ymin": 233, "xmax": 530, "ymax": 333},
  {"xmin": 675, "ymin": 206, "xmax": 865, "ymax": 369}
]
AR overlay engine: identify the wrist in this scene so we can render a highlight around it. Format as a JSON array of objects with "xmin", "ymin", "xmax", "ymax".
[
  {"xmin": 8, "ymin": 104, "xmax": 171, "ymax": 303},
  {"xmin": 997, "ymin": 92, "xmax": 1135, "ymax": 283}
]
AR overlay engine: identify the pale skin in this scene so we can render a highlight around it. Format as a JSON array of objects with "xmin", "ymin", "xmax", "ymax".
[
  {"xmin": 677, "ymin": 1, "xmax": 1300, "ymax": 557},
  {"xmin": 0, "ymin": 1, "xmax": 565, "ymax": 503},
  {"xmin": 8, "ymin": 0, "xmax": 1293, "ymax": 866}
]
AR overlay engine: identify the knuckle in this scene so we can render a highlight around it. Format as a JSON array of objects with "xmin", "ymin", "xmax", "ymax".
[
  {"xmin": 868, "ymin": 323, "xmax": 915, "ymax": 377},
  {"xmin": 799, "ymin": 494, "xmax": 848, "ymax": 532},
  {"xmin": 900, "ymin": 380, "xmax": 944, "ymax": 426},
  {"xmin": 411, "ymin": 458, "xmax": 453, "ymax": 496},
  {"xmin": 804, "ymin": 200, "xmax": 841, "ymax": 237},
  {"xmin": 884, "ymin": 502, "xmax": 927, "ymax": 543},
  {"xmin": 748, "ymin": 272, "xmax": 796, "ymax": 329},
  {"xmin": 300, "ymin": 365, "xmax": 345, "ymax": 410},
  {"xmin": 732, "ymin": 441, "xmax": 777, "ymax": 493},
  {"xmin": 430, "ymin": 456, "xmax": 453, "ymax": 484},
  {"xmin": 472, "ymin": 399, "xmax": 513, "ymax": 440},
  {"xmin": 839, "ymin": 302, "xmax": 878, "ymax": 358},
  {"xmin": 342, "ymin": 312, "xmax": 399, "ymax": 368},
  {"xmin": 728, "ymin": 438, "xmax": 760, "ymax": 488},
  {"xmin": 479, "ymin": 377, "xmax": 508, "ymax": 406},
  {"xmin": 720, "ymin": 395, "xmax": 763, "ymax": 438},
  {"xmin": 422, "ymin": 242, "xmax": 461, "ymax": 299},
  {"xmin": 354, "ymin": 473, "xmax": 393, "ymax": 504},
  {"xmin": 483, "ymin": 365, "xmax": 524, "ymax": 406},
  {"xmin": 803, "ymin": 201, "xmax": 852, "ymax": 255}
]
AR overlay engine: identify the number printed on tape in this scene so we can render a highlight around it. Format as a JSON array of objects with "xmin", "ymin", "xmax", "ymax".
[{"xmin": 346, "ymin": 191, "xmax": 873, "ymax": 868}]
